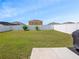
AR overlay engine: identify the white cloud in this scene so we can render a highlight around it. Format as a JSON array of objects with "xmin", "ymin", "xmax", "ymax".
[
  {"xmin": 0, "ymin": 0, "xmax": 62, "ymax": 18},
  {"xmin": 0, "ymin": 7, "xmax": 18, "ymax": 18},
  {"xmin": 0, "ymin": 0, "xmax": 68, "ymax": 20},
  {"xmin": 45, "ymin": 14, "xmax": 79, "ymax": 24}
]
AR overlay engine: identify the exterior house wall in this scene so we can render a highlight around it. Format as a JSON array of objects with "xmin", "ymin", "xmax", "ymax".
[{"xmin": 29, "ymin": 20, "xmax": 43, "ymax": 25}]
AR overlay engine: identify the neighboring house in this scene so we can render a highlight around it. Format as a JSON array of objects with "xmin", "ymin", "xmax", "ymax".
[
  {"xmin": 0, "ymin": 21, "xmax": 25, "ymax": 26},
  {"xmin": 0, "ymin": 21, "xmax": 19, "ymax": 26},
  {"xmin": 11, "ymin": 21, "xmax": 25, "ymax": 25},
  {"xmin": 63, "ymin": 22, "xmax": 75, "ymax": 24},
  {"xmin": 48, "ymin": 22, "xmax": 61, "ymax": 25},
  {"xmin": 29, "ymin": 20, "xmax": 43, "ymax": 25}
]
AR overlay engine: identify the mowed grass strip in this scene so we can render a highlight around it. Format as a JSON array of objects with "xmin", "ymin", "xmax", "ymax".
[{"xmin": 0, "ymin": 30, "xmax": 72, "ymax": 59}]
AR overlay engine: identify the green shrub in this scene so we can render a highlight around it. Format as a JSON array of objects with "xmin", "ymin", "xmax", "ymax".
[
  {"xmin": 23, "ymin": 25, "xmax": 29, "ymax": 31},
  {"xmin": 35, "ymin": 26, "xmax": 39, "ymax": 31}
]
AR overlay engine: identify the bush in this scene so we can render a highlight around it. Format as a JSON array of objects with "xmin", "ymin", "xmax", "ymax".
[
  {"xmin": 23, "ymin": 25, "xmax": 29, "ymax": 31},
  {"xmin": 35, "ymin": 26, "xmax": 39, "ymax": 31}
]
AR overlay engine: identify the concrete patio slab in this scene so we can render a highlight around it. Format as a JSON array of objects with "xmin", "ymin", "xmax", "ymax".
[{"xmin": 30, "ymin": 48, "xmax": 79, "ymax": 59}]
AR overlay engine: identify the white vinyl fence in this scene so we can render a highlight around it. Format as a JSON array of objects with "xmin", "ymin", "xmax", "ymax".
[
  {"xmin": 0, "ymin": 26, "xmax": 12, "ymax": 32},
  {"xmin": 11, "ymin": 25, "xmax": 23, "ymax": 30},
  {"xmin": 0, "ymin": 25, "xmax": 54, "ymax": 32},
  {"xmin": 28, "ymin": 25, "xmax": 54, "ymax": 30},
  {"xmin": 0, "ymin": 24, "xmax": 79, "ymax": 34},
  {"xmin": 54, "ymin": 24, "xmax": 79, "ymax": 34},
  {"xmin": 0, "ymin": 25, "xmax": 23, "ymax": 32},
  {"xmin": 39, "ymin": 25, "xmax": 54, "ymax": 30}
]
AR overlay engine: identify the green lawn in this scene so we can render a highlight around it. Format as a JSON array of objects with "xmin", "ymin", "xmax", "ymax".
[{"xmin": 0, "ymin": 30, "xmax": 72, "ymax": 59}]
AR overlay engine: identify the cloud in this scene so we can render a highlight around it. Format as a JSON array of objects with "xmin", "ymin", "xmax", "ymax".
[
  {"xmin": 46, "ymin": 13, "xmax": 79, "ymax": 24},
  {"xmin": 0, "ymin": 0, "xmax": 78, "ymax": 23},
  {"xmin": 0, "ymin": 0, "xmax": 62, "ymax": 19}
]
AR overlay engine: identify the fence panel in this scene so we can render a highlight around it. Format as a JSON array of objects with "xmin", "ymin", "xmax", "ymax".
[
  {"xmin": 0, "ymin": 26, "xmax": 12, "ymax": 32},
  {"xmin": 54, "ymin": 24, "xmax": 79, "ymax": 34}
]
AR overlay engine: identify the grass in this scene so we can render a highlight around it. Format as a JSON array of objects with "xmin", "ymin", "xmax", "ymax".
[{"xmin": 0, "ymin": 30, "xmax": 72, "ymax": 59}]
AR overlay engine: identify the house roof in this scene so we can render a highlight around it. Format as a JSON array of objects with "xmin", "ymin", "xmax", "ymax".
[
  {"xmin": 0, "ymin": 21, "xmax": 20, "ymax": 25},
  {"xmin": 29, "ymin": 20, "xmax": 42, "ymax": 22},
  {"xmin": 11, "ymin": 21, "xmax": 25, "ymax": 25}
]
